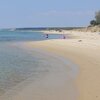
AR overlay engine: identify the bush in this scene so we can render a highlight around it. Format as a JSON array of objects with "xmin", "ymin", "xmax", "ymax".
[
  {"xmin": 90, "ymin": 20, "xmax": 97, "ymax": 26},
  {"xmin": 95, "ymin": 10, "xmax": 100, "ymax": 24},
  {"xmin": 90, "ymin": 10, "xmax": 100, "ymax": 26}
]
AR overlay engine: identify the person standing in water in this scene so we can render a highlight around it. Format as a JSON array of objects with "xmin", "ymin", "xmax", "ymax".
[
  {"xmin": 63, "ymin": 34, "xmax": 66, "ymax": 39},
  {"xmin": 46, "ymin": 34, "xmax": 48, "ymax": 38}
]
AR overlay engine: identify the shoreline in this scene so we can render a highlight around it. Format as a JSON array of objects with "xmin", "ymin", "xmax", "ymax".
[
  {"xmin": 0, "ymin": 43, "xmax": 78, "ymax": 100},
  {"xmin": 1, "ymin": 29, "xmax": 100, "ymax": 100},
  {"xmin": 24, "ymin": 30, "xmax": 100, "ymax": 100}
]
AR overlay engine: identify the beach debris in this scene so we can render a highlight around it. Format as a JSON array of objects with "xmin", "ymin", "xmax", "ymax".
[
  {"xmin": 78, "ymin": 40, "xmax": 82, "ymax": 42},
  {"xmin": 96, "ymin": 96, "xmax": 98, "ymax": 98}
]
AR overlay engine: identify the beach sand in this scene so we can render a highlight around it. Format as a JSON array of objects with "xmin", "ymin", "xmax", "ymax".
[
  {"xmin": 0, "ymin": 41, "xmax": 78, "ymax": 100},
  {"xmin": 1, "ymin": 30, "xmax": 100, "ymax": 100},
  {"xmin": 25, "ymin": 30, "xmax": 100, "ymax": 100}
]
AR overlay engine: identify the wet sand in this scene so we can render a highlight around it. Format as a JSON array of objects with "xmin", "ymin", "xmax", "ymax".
[{"xmin": 0, "ymin": 42, "xmax": 78, "ymax": 100}]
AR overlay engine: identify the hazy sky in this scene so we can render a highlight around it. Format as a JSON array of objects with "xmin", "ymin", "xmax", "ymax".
[{"xmin": 0, "ymin": 0, "xmax": 100, "ymax": 28}]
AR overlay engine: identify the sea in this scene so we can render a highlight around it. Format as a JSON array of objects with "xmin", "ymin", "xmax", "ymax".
[
  {"xmin": 0, "ymin": 30, "xmax": 78, "ymax": 99},
  {"xmin": 0, "ymin": 30, "xmax": 63, "ymax": 95},
  {"xmin": 0, "ymin": 30, "xmax": 63, "ymax": 42}
]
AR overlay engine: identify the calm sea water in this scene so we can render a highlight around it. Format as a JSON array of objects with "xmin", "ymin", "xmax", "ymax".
[
  {"xmin": 0, "ymin": 30, "xmax": 63, "ymax": 95},
  {"xmin": 0, "ymin": 30, "xmax": 62, "ymax": 42},
  {"xmin": 0, "ymin": 30, "xmax": 78, "ymax": 100}
]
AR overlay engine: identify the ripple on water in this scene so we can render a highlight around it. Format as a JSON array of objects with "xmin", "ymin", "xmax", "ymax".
[
  {"xmin": 0, "ymin": 42, "xmax": 78, "ymax": 100},
  {"xmin": 0, "ymin": 43, "xmax": 50, "ymax": 96}
]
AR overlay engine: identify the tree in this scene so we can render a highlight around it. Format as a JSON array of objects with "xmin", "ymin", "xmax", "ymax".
[
  {"xmin": 90, "ymin": 10, "xmax": 100, "ymax": 26},
  {"xmin": 95, "ymin": 10, "xmax": 100, "ymax": 24},
  {"xmin": 90, "ymin": 20, "xmax": 97, "ymax": 26}
]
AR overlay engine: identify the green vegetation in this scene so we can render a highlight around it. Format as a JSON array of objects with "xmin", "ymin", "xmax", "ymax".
[
  {"xmin": 90, "ymin": 10, "xmax": 100, "ymax": 26},
  {"xmin": 95, "ymin": 11, "xmax": 100, "ymax": 24},
  {"xmin": 90, "ymin": 20, "xmax": 97, "ymax": 26}
]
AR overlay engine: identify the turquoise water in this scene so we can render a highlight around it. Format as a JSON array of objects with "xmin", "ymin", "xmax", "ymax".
[
  {"xmin": 0, "ymin": 30, "xmax": 63, "ymax": 95},
  {"xmin": 0, "ymin": 30, "xmax": 62, "ymax": 41}
]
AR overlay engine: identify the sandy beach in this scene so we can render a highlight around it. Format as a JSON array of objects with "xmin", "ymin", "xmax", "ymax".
[
  {"xmin": 0, "ymin": 41, "xmax": 78, "ymax": 100},
  {"xmin": 0, "ymin": 0, "xmax": 100, "ymax": 99},
  {"xmin": 1, "ymin": 30, "xmax": 100, "ymax": 100},
  {"xmin": 25, "ymin": 30, "xmax": 100, "ymax": 100}
]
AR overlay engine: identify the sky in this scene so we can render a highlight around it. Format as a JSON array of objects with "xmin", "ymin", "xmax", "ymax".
[{"xmin": 0, "ymin": 0, "xmax": 100, "ymax": 28}]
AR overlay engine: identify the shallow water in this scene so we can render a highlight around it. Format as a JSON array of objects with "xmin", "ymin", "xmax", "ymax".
[
  {"xmin": 0, "ymin": 43, "xmax": 43, "ymax": 95},
  {"xmin": 0, "ymin": 30, "xmax": 62, "ymax": 42},
  {"xmin": 0, "ymin": 31, "xmax": 78, "ymax": 99},
  {"xmin": 0, "ymin": 30, "xmax": 63, "ymax": 95}
]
